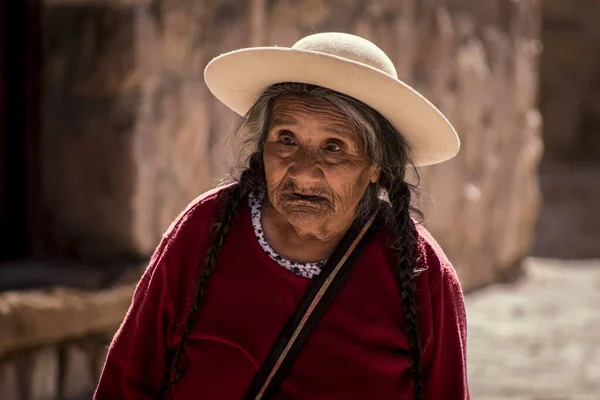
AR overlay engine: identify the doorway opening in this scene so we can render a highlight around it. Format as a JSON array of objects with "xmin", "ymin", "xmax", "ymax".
[{"xmin": 0, "ymin": 0, "xmax": 41, "ymax": 262}]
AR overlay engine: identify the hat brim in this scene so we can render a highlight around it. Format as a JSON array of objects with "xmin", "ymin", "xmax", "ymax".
[{"xmin": 204, "ymin": 47, "xmax": 459, "ymax": 166}]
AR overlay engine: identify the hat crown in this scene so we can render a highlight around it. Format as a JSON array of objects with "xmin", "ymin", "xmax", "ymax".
[{"xmin": 292, "ymin": 32, "xmax": 398, "ymax": 79}]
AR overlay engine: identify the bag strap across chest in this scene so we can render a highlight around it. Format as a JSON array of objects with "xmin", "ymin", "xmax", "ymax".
[{"xmin": 243, "ymin": 210, "xmax": 381, "ymax": 400}]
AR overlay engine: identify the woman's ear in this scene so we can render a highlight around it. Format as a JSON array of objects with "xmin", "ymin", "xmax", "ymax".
[{"xmin": 370, "ymin": 165, "xmax": 382, "ymax": 184}]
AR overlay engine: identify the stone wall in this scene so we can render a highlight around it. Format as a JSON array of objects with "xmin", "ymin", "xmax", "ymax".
[
  {"xmin": 0, "ymin": 283, "xmax": 134, "ymax": 399},
  {"xmin": 39, "ymin": 0, "xmax": 542, "ymax": 290},
  {"xmin": 0, "ymin": 338, "xmax": 109, "ymax": 400},
  {"xmin": 387, "ymin": 0, "xmax": 543, "ymax": 288}
]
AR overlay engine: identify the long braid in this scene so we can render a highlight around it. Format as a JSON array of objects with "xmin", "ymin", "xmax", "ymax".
[
  {"xmin": 164, "ymin": 163, "xmax": 262, "ymax": 390},
  {"xmin": 387, "ymin": 181, "xmax": 423, "ymax": 400},
  {"xmin": 164, "ymin": 183, "xmax": 242, "ymax": 388}
]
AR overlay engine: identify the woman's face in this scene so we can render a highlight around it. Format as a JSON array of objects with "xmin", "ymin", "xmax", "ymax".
[{"xmin": 262, "ymin": 94, "xmax": 380, "ymax": 238}]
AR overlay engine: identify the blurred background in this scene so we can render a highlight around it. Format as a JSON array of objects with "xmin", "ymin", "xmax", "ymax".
[{"xmin": 0, "ymin": 0, "xmax": 599, "ymax": 399}]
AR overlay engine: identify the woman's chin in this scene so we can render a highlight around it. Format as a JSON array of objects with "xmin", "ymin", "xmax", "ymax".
[{"xmin": 281, "ymin": 209, "xmax": 330, "ymax": 235}]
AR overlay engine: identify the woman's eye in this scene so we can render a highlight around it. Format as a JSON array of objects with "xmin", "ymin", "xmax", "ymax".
[
  {"xmin": 324, "ymin": 143, "xmax": 342, "ymax": 152},
  {"xmin": 280, "ymin": 134, "xmax": 295, "ymax": 146}
]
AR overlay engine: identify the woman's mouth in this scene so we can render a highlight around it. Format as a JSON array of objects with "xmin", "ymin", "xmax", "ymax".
[
  {"xmin": 277, "ymin": 191, "xmax": 334, "ymax": 214},
  {"xmin": 291, "ymin": 193, "xmax": 324, "ymax": 201}
]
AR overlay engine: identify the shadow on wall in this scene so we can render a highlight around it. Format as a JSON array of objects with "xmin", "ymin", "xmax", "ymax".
[
  {"xmin": 37, "ymin": 7, "xmax": 139, "ymax": 264},
  {"xmin": 533, "ymin": 0, "xmax": 600, "ymax": 260}
]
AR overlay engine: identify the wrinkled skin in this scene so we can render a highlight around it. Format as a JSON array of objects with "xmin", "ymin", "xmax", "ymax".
[{"xmin": 261, "ymin": 95, "xmax": 380, "ymax": 263}]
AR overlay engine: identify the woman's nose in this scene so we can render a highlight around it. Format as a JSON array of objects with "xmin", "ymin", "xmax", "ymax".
[{"xmin": 287, "ymin": 148, "xmax": 323, "ymax": 184}]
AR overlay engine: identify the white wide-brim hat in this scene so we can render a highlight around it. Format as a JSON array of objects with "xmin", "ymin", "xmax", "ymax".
[{"xmin": 204, "ymin": 32, "xmax": 460, "ymax": 166}]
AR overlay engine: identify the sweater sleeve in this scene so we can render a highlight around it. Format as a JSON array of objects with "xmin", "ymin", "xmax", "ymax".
[
  {"xmin": 422, "ymin": 263, "xmax": 470, "ymax": 399},
  {"xmin": 94, "ymin": 233, "xmax": 176, "ymax": 399}
]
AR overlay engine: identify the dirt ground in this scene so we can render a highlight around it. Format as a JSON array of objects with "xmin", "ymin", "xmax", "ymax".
[{"xmin": 466, "ymin": 257, "xmax": 600, "ymax": 399}]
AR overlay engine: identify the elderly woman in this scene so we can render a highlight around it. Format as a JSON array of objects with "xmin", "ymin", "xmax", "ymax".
[{"xmin": 95, "ymin": 33, "xmax": 469, "ymax": 400}]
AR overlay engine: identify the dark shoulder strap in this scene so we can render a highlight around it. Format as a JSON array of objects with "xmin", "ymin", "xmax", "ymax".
[{"xmin": 243, "ymin": 210, "xmax": 382, "ymax": 400}]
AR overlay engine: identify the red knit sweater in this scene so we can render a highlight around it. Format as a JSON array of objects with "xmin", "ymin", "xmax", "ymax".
[{"xmin": 94, "ymin": 185, "xmax": 469, "ymax": 399}]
